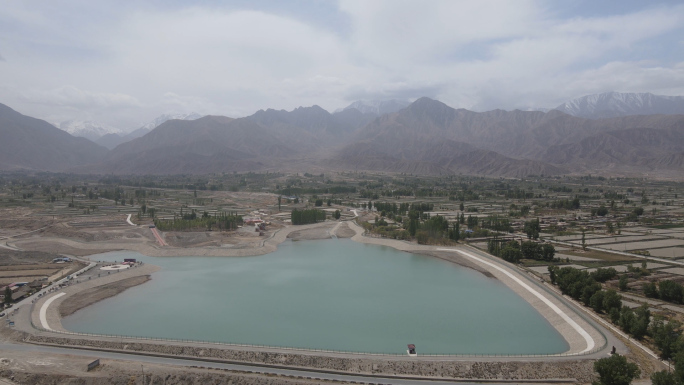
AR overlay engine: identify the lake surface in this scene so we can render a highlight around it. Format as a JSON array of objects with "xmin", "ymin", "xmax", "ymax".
[{"xmin": 63, "ymin": 239, "xmax": 569, "ymax": 355}]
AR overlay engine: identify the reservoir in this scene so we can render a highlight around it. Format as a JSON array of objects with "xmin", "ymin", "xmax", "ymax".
[{"xmin": 63, "ymin": 239, "xmax": 569, "ymax": 355}]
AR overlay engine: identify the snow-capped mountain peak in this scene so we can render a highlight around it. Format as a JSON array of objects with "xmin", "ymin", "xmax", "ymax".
[
  {"xmin": 140, "ymin": 112, "xmax": 203, "ymax": 130},
  {"xmin": 555, "ymin": 92, "xmax": 684, "ymax": 118},
  {"xmin": 56, "ymin": 120, "xmax": 123, "ymax": 141}
]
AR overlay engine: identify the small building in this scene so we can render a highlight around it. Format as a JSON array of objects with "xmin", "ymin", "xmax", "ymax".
[{"xmin": 244, "ymin": 217, "xmax": 264, "ymax": 225}]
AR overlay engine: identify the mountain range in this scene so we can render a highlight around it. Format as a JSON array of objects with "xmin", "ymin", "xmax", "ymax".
[
  {"xmin": 94, "ymin": 112, "xmax": 203, "ymax": 150},
  {"xmin": 2, "ymin": 93, "xmax": 684, "ymax": 177},
  {"xmin": 56, "ymin": 120, "xmax": 123, "ymax": 142},
  {"xmin": 0, "ymin": 104, "xmax": 107, "ymax": 172},
  {"xmin": 555, "ymin": 92, "xmax": 684, "ymax": 119},
  {"xmin": 336, "ymin": 99, "xmax": 410, "ymax": 115}
]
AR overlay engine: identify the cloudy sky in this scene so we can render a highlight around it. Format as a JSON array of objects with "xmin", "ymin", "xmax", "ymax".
[{"xmin": 1, "ymin": 0, "xmax": 684, "ymax": 131}]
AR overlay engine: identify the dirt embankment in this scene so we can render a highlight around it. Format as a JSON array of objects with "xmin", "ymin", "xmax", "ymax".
[
  {"xmin": 59, "ymin": 275, "xmax": 152, "ymax": 317},
  {"xmin": 0, "ymin": 250, "xmax": 64, "ymax": 265},
  {"xmin": 287, "ymin": 221, "xmax": 355, "ymax": 240},
  {"xmin": 287, "ymin": 222, "xmax": 337, "ymax": 240},
  {"xmin": 335, "ymin": 222, "xmax": 356, "ymax": 238}
]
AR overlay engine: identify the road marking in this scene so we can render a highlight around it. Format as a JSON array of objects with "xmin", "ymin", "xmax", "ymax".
[
  {"xmin": 437, "ymin": 248, "xmax": 595, "ymax": 354},
  {"xmin": 40, "ymin": 293, "xmax": 66, "ymax": 331}
]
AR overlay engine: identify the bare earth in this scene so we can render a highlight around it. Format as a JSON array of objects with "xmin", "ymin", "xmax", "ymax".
[{"xmin": 58, "ymin": 275, "xmax": 151, "ymax": 317}]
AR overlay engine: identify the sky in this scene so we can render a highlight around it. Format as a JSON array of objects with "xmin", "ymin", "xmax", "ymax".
[{"xmin": 1, "ymin": 0, "xmax": 684, "ymax": 131}]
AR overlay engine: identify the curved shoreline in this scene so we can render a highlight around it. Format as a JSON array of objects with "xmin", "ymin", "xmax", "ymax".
[
  {"xmin": 59, "ymin": 274, "xmax": 152, "ymax": 317},
  {"xmin": 26, "ymin": 220, "xmax": 614, "ymax": 360}
]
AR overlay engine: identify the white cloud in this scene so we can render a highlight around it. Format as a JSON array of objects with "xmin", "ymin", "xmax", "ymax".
[
  {"xmin": 1, "ymin": 1, "xmax": 684, "ymax": 127},
  {"xmin": 20, "ymin": 85, "xmax": 140, "ymax": 109}
]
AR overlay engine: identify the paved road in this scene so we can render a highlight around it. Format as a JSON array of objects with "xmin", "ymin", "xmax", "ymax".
[
  {"xmin": 150, "ymin": 227, "xmax": 167, "ymax": 246},
  {"xmin": 14, "ymin": 257, "xmax": 96, "ymax": 310},
  {"xmin": 0, "ymin": 343, "xmax": 574, "ymax": 384},
  {"xmin": 0, "ymin": 224, "xmax": 54, "ymax": 251}
]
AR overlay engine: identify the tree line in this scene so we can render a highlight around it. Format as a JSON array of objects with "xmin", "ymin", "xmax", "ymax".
[
  {"xmin": 291, "ymin": 209, "xmax": 326, "ymax": 225},
  {"xmin": 547, "ymin": 264, "xmax": 684, "ymax": 378},
  {"xmin": 154, "ymin": 211, "xmax": 242, "ymax": 231},
  {"xmin": 487, "ymin": 240, "xmax": 555, "ymax": 263}
]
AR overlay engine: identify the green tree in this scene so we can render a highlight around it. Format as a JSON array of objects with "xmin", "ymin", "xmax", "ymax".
[
  {"xmin": 619, "ymin": 306, "xmax": 635, "ymax": 334},
  {"xmin": 630, "ymin": 305, "xmax": 650, "ymax": 340},
  {"xmin": 548, "ymin": 266, "xmax": 557, "ymax": 284},
  {"xmin": 521, "ymin": 241, "xmax": 542, "ymax": 260},
  {"xmin": 603, "ymin": 289, "xmax": 622, "ymax": 315},
  {"xmin": 3, "ymin": 287, "xmax": 11, "ymax": 304},
  {"xmin": 651, "ymin": 371, "xmax": 679, "ymax": 385},
  {"xmin": 459, "ymin": 202, "xmax": 464, "ymax": 211},
  {"xmin": 449, "ymin": 222, "xmax": 460, "ymax": 241},
  {"xmin": 415, "ymin": 231, "xmax": 429, "ymax": 244},
  {"xmin": 619, "ymin": 275, "xmax": 628, "ymax": 292},
  {"xmin": 523, "ymin": 219, "xmax": 540, "ymax": 239},
  {"xmin": 407, "ymin": 219, "xmax": 418, "ymax": 237},
  {"xmin": 593, "ymin": 354, "xmax": 640, "ymax": 385},
  {"xmin": 541, "ymin": 243, "xmax": 555, "ymax": 261},
  {"xmin": 597, "ymin": 205, "xmax": 609, "ymax": 216},
  {"xmin": 649, "ymin": 315, "xmax": 681, "ymax": 360},
  {"xmin": 643, "ymin": 282, "xmax": 659, "ymax": 298},
  {"xmin": 333, "ymin": 210, "xmax": 341, "ymax": 219},
  {"xmin": 590, "ymin": 290, "xmax": 605, "ymax": 312},
  {"xmin": 500, "ymin": 241, "xmax": 522, "ymax": 263},
  {"xmin": 291, "ymin": 209, "xmax": 326, "ymax": 225},
  {"xmin": 659, "ymin": 280, "xmax": 684, "ymax": 303},
  {"xmin": 591, "ymin": 268, "xmax": 617, "ymax": 283}
]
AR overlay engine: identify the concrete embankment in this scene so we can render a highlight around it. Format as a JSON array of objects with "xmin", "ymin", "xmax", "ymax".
[
  {"xmin": 345, "ymin": 221, "xmax": 610, "ymax": 356},
  {"xmin": 19, "ymin": 333, "xmax": 597, "ymax": 382}
]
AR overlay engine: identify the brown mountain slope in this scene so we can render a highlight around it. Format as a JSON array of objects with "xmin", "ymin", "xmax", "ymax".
[
  {"xmin": 340, "ymin": 98, "xmax": 684, "ymax": 176},
  {"xmin": 8, "ymin": 95, "xmax": 673, "ymax": 177},
  {"xmin": 87, "ymin": 105, "xmax": 371, "ymax": 174},
  {"xmin": 0, "ymin": 103, "xmax": 107, "ymax": 171}
]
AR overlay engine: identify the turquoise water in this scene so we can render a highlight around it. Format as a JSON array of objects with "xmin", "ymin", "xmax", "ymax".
[{"xmin": 62, "ymin": 239, "xmax": 568, "ymax": 355}]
